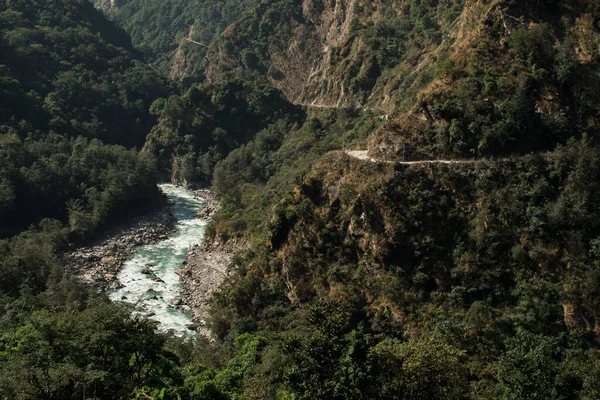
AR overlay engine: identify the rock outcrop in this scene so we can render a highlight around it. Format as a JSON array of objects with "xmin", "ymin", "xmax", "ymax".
[{"xmin": 94, "ymin": 0, "xmax": 118, "ymax": 13}]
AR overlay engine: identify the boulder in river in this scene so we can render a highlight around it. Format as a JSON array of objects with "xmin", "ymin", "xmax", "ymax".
[
  {"xmin": 171, "ymin": 298, "xmax": 184, "ymax": 306},
  {"xmin": 141, "ymin": 268, "xmax": 154, "ymax": 275}
]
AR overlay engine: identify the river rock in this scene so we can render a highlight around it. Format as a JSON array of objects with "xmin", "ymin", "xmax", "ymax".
[
  {"xmin": 100, "ymin": 256, "xmax": 116, "ymax": 265},
  {"xmin": 171, "ymin": 298, "xmax": 184, "ymax": 306},
  {"xmin": 141, "ymin": 268, "xmax": 154, "ymax": 275},
  {"xmin": 175, "ymin": 269, "xmax": 190, "ymax": 277},
  {"xmin": 108, "ymin": 281, "xmax": 124, "ymax": 290}
]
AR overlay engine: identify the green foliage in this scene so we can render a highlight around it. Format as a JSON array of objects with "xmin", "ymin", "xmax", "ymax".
[
  {"xmin": 0, "ymin": 0, "xmax": 163, "ymax": 239},
  {"xmin": 218, "ymin": 0, "xmax": 304, "ymax": 73},
  {"xmin": 379, "ymin": 0, "xmax": 600, "ymax": 161},
  {"xmin": 509, "ymin": 24, "xmax": 555, "ymax": 67},
  {"xmin": 145, "ymin": 79, "xmax": 303, "ymax": 185},
  {"xmin": 207, "ymin": 138, "xmax": 600, "ymax": 398},
  {"xmin": 497, "ymin": 331, "xmax": 562, "ymax": 400},
  {"xmin": 0, "ymin": 0, "xmax": 166, "ymax": 148},
  {"xmin": 0, "ymin": 293, "xmax": 181, "ymax": 399},
  {"xmin": 107, "ymin": 0, "xmax": 257, "ymax": 78},
  {"xmin": 368, "ymin": 336, "xmax": 467, "ymax": 400},
  {"xmin": 181, "ymin": 333, "xmax": 270, "ymax": 399},
  {"xmin": 3, "ymin": 0, "xmax": 600, "ymax": 398},
  {"xmin": 0, "ymin": 219, "xmax": 66, "ymax": 296},
  {"xmin": 0, "ymin": 134, "xmax": 159, "ymax": 237},
  {"xmin": 0, "ymin": 5, "xmax": 171, "ymax": 395}
]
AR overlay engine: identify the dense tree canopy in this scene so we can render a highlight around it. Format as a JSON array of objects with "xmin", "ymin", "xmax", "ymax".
[{"xmin": 0, "ymin": 0, "xmax": 166, "ymax": 147}]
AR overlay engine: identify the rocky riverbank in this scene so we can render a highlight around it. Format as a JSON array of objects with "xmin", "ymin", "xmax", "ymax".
[
  {"xmin": 64, "ymin": 184, "xmax": 240, "ymax": 337},
  {"xmin": 62, "ymin": 205, "xmax": 176, "ymax": 291},
  {"xmin": 178, "ymin": 189, "xmax": 244, "ymax": 337},
  {"xmin": 178, "ymin": 241, "xmax": 237, "ymax": 336},
  {"xmin": 193, "ymin": 188, "xmax": 220, "ymax": 220}
]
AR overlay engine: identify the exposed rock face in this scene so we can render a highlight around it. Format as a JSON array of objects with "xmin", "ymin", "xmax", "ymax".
[
  {"xmin": 63, "ymin": 208, "xmax": 176, "ymax": 291},
  {"xmin": 93, "ymin": 0, "xmax": 118, "ymax": 13},
  {"xmin": 295, "ymin": 0, "xmax": 358, "ymax": 107},
  {"xmin": 206, "ymin": 0, "xmax": 364, "ymax": 107}
]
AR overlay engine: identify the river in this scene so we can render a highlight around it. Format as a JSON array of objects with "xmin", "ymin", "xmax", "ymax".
[{"xmin": 109, "ymin": 184, "xmax": 206, "ymax": 335}]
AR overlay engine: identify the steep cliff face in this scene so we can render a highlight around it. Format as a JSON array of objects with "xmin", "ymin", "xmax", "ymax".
[
  {"xmin": 205, "ymin": 0, "xmax": 466, "ymax": 110},
  {"xmin": 204, "ymin": 0, "xmax": 385, "ymax": 106},
  {"xmin": 291, "ymin": 0, "xmax": 359, "ymax": 107},
  {"xmin": 94, "ymin": 0, "xmax": 466, "ymax": 109}
]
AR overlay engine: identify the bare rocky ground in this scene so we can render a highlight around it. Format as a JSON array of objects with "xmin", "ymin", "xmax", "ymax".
[
  {"xmin": 180, "ymin": 188, "xmax": 244, "ymax": 337},
  {"xmin": 193, "ymin": 188, "xmax": 220, "ymax": 220},
  {"xmin": 62, "ymin": 203, "xmax": 176, "ymax": 291},
  {"xmin": 179, "ymin": 241, "xmax": 238, "ymax": 336}
]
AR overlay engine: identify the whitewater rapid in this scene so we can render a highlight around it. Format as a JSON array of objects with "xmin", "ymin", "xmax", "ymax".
[{"xmin": 109, "ymin": 184, "xmax": 206, "ymax": 335}]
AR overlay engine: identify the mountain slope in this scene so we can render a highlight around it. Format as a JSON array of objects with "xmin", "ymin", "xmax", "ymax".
[
  {"xmin": 205, "ymin": 0, "xmax": 467, "ymax": 109},
  {"xmin": 1, "ymin": 0, "xmax": 166, "ymax": 147},
  {"xmin": 2, "ymin": 0, "xmax": 600, "ymax": 398},
  {"xmin": 369, "ymin": 0, "xmax": 600, "ymax": 160},
  {"xmin": 95, "ymin": 0, "xmax": 257, "ymax": 80},
  {"xmin": 173, "ymin": 1, "xmax": 600, "ymax": 398},
  {"xmin": 0, "ymin": 0, "xmax": 165, "ymax": 235}
]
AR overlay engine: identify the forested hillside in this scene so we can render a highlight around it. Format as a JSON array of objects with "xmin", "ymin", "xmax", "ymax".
[
  {"xmin": 96, "ymin": 0, "xmax": 257, "ymax": 80},
  {"xmin": 0, "ymin": 2, "xmax": 172, "ymax": 395},
  {"xmin": 2, "ymin": 0, "xmax": 600, "ymax": 398},
  {"xmin": 0, "ymin": 0, "xmax": 169, "ymax": 236},
  {"xmin": 167, "ymin": 0, "xmax": 600, "ymax": 398}
]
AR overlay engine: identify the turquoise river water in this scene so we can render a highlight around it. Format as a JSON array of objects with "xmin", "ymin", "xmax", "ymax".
[{"xmin": 109, "ymin": 184, "xmax": 207, "ymax": 335}]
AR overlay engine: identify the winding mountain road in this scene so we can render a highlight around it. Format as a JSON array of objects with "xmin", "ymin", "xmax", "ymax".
[{"xmin": 345, "ymin": 150, "xmax": 480, "ymax": 165}]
